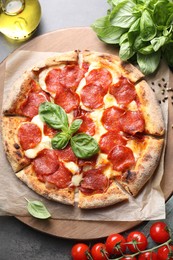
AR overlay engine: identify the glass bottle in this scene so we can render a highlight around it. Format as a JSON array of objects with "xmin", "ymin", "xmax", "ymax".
[{"xmin": 0, "ymin": 0, "xmax": 41, "ymax": 41}]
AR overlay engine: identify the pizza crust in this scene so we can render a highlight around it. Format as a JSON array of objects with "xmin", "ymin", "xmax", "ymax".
[
  {"xmin": 82, "ymin": 50, "xmax": 144, "ymax": 83},
  {"xmin": 135, "ymin": 80, "xmax": 165, "ymax": 136},
  {"xmin": 16, "ymin": 164, "xmax": 75, "ymax": 206},
  {"xmin": 1, "ymin": 116, "xmax": 31, "ymax": 172},
  {"xmin": 78, "ymin": 182, "xmax": 128, "ymax": 209},
  {"xmin": 32, "ymin": 50, "xmax": 79, "ymax": 71},
  {"xmin": 3, "ymin": 71, "xmax": 36, "ymax": 115}
]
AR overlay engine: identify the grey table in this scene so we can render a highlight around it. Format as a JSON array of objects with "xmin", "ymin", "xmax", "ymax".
[{"xmin": 0, "ymin": 1, "xmax": 173, "ymax": 259}]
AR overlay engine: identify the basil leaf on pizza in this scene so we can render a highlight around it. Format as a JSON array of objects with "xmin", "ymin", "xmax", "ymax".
[
  {"xmin": 51, "ymin": 132, "xmax": 71, "ymax": 150},
  {"xmin": 39, "ymin": 102, "xmax": 69, "ymax": 131},
  {"xmin": 69, "ymin": 119, "xmax": 83, "ymax": 135},
  {"xmin": 2, "ymin": 50, "xmax": 165, "ymax": 209},
  {"xmin": 71, "ymin": 133, "xmax": 99, "ymax": 159}
]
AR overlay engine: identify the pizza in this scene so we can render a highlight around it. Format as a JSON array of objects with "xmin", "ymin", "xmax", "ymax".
[{"xmin": 1, "ymin": 50, "xmax": 165, "ymax": 209}]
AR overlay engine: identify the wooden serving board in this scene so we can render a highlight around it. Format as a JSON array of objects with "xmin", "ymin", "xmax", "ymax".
[{"xmin": 0, "ymin": 27, "xmax": 173, "ymax": 240}]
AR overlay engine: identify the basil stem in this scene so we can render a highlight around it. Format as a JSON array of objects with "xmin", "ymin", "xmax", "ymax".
[
  {"xmin": 39, "ymin": 102, "xmax": 69, "ymax": 131},
  {"xmin": 70, "ymin": 133, "xmax": 99, "ymax": 159},
  {"xmin": 25, "ymin": 198, "xmax": 51, "ymax": 219}
]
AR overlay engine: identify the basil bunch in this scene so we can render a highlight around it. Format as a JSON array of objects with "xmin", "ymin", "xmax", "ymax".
[
  {"xmin": 91, "ymin": 0, "xmax": 173, "ymax": 75},
  {"xmin": 39, "ymin": 102, "xmax": 99, "ymax": 159}
]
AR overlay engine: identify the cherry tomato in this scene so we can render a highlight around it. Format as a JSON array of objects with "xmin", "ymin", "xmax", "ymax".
[
  {"xmin": 157, "ymin": 245, "xmax": 173, "ymax": 260},
  {"xmin": 127, "ymin": 231, "xmax": 148, "ymax": 253},
  {"xmin": 91, "ymin": 243, "xmax": 109, "ymax": 260},
  {"xmin": 150, "ymin": 222, "xmax": 170, "ymax": 244},
  {"xmin": 105, "ymin": 233, "xmax": 126, "ymax": 255},
  {"xmin": 71, "ymin": 243, "xmax": 90, "ymax": 260},
  {"xmin": 138, "ymin": 251, "xmax": 157, "ymax": 260}
]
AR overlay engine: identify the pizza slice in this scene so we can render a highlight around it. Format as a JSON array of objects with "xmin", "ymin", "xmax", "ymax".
[
  {"xmin": 111, "ymin": 136, "xmax": 164, "ymax": 196},
  {"xmin": 16, "ymin": 160, "xmax": 75, "ymax": 206}
]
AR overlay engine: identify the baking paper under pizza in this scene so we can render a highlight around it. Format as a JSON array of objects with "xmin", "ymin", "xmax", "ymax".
[{"xmin": 1, "ymin": 50, "xmax": 165, "ymax": 209}]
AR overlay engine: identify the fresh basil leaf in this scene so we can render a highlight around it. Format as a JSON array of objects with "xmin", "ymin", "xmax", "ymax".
[
  {"xmin": 153, "ymin": 1, "xmax": 173, "ymax": 26},
  {"xmin": 69, "ymin": 119, "xmax": 83, "ymax": 135},
  {"xmin": 151, "ymin": 36, "xmax": 167, "ymax": 52},
  {"xmin": 51, "ymin": 132, "xmax": 70, "ymax": 150},
  {"xmin": 140, "ymin": 10, "xmax": 156, "ymax": 41},
  {"xmin": 133, "ymin": 35, "xmax": 146, "ymax": 51},
  {"xmin": 119, "ymin": 40, "xmax": 135, "ymax": 60},
  {"xmin": 71, "ymin": 133, "xmax": 99, "ymax": 159},
  {"xmin": 137, "ymin": 50, "xmax": 161, "ymax": 75},
  {"xmin": 91, "ymin": 16, "xmax": 126, "ymax": 44},
  {"xmin": 110, "ymin": 0, "xmax": 137, "ymax": 28},
  {"xmin": 138, "ymin": 44, "xmax": 154, "ymax": 54},
  {"xmin": 26, "ymin": 199, "xmax": 51, "ymax": 219},
  {"xmin": 39, "ymin": 102, "xmax": 69, "ymax": 131},
  {"xmin": 128, "ymin": 18, "xmax": 140, "ymax": 45}
]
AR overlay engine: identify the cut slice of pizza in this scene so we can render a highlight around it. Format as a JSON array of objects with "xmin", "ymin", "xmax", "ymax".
[
  {"xmin": 109, "ymin": 136, "xmax": 164, "ymax": 196},
  {"xmin": 16, "ymin": 160, "xmax": 75, "ymax": 206}
]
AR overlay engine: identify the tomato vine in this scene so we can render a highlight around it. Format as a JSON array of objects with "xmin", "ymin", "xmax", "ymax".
[{"xmin": 71, "ymin": 221, "xmax": 173, "ymax": 260}]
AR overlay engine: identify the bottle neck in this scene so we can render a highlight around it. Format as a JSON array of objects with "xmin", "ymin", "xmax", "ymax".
[{"xmin": 1, "ymin": 0, "xmax": 25, "ymax": 15}]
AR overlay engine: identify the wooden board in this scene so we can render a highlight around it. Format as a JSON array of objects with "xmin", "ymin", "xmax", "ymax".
[{"xmin": 0, "ymin": 27, "xmax": 173, "ymax": 240}]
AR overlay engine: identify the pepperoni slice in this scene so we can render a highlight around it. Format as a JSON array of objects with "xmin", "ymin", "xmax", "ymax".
[
  {"xmin": 55, "ymin": 145, "xmax": 78, "ymax": 163},
  {"xmin": 54, "ymin": 87, "xmax": 80, "ymax": 113},
  {"xmin": 20, "ymin": 91, "xmax": 49, "ymax": 118},
  {"xmin": 18, "ymin": 123, "xmax": 42, "ymax": 150},
  {"xmin": 79, "ymin": 168, "xmax": 109, "ymax": 194},
  {"xmin": 81, "ymin": 83, "xmax": 105, "ymax": 109},
  {"xmin": 110, "ymin": 77, "xmax": 136, "ymax": 105},
  {"xmin": 99, "ymin": 131, "xmax": 127, "ymax": 154},
  {"xmin": 33, "ymin": 149, "xmax": 59, "ymax": 176},
  {"xmin": 43, "ymin": 163, "xmax": 72, "ymax": 189},
  {"xmin": 43, "ymin": 124, "xmax": 58, "ymax": 138},
  {"xmin": 59, "ymin": 64, "xmax": 84, "ymax": 91},
  {"xmin": 45, "ymin": 68, "xmax": 62, "ymax": 94},
  {"xmin": 77, "ymin": 115, "xmax": 96, "ymax": 136},
  {"xmin": 120, "ymin": 110, "xmax": 145, "ymax": 135},
  {"xmin": 86, "ymin": 68, "xmax": 112, "ymax": 93},
  {"xmin": 101, "ymin": 106, "xmax": 125, "ymax": 131},
  {"xmin": 108, "ymin": 145, "xmax": 135, "ymax": 172}
]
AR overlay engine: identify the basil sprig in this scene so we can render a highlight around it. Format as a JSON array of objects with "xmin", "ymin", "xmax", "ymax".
[
  {"xmin": 39, "ymin": 102, "xmax": 99, "ymax": 159},
  {"xmin": 25, "ymin": 198, "xmax": 51, "ymax": 219},
  {"xmin": 92, "ymin": 0, "xmax": 173, "ymax": 75}
]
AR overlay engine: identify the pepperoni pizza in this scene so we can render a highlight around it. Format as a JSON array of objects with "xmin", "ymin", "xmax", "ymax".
[{"xmin": 2, "ymin": 50, "xmax": 165, "ymax": 209}]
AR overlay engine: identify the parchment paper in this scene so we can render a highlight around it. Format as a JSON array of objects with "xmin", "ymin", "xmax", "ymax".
[{"xmin": 0, "ymin": 50, "xmax": 169, "ymax": 221}]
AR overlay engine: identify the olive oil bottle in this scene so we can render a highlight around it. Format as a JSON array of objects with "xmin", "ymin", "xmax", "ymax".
[{"xmin": 0, "ymin": 0, "xmax": 41, "ymax": 41}]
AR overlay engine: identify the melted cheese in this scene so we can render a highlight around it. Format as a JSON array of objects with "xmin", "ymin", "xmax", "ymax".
[
  {"xmin": 24, "ymin": 115, "xmax": 52, "ymax": 159},
  {"xmin": 71, "ymin": 174, "xmax": 83, "ymax": 187},
  {"xmin": 89, "ymin": 109, "xmax": 107, "ymax": 142},
  {"xmin": 63, "ymin": 161, "xmax": 80, "ymax": 175}
]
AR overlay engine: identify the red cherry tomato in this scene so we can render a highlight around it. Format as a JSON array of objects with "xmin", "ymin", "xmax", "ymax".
[
  {"xmin": 138, "ymin": 251, "xmax": 157, "ymax": 260},
  {"xmin": 127, "ymin": 231, "xmax": 148, "ymax": 253},
  {"xmin": 91, "ymin": 243, "xmax": 109, "ymax": 260},
  {"xmin": 157, "ymin": 245, "xmax": 173, "ymax": 260},
  {"xmin": 150, "ymin": 222, "xmax": 170, "ymax": 244},
  {"xmin": 71, "ymin": 243, "xmax": 90, "ymax": 260},
  {"xmin": 105, "ymin": 233, "xmax": 126, "ymax": 255}
]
